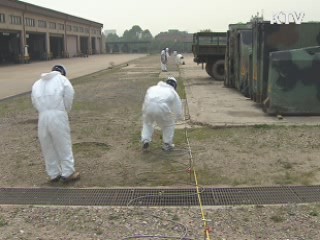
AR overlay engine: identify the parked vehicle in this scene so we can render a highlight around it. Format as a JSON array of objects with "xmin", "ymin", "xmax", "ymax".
[{"xmin": 192, "ymin": 32, "xmax": 227, "ymax": 80}]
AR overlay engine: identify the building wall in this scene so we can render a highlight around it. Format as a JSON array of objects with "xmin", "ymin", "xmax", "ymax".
[
  {"xmin": 66, "ymin": 35, "xmax": 78, "ymax": 57},
  {"xmin": 0, "ymin": 0, "xmax": 104, "ymax": 62}
]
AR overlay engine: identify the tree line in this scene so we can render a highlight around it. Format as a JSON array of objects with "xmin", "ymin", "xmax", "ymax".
[{"xmin": 104, "ymin": 25, "xmax": 193, "ymax": 53}]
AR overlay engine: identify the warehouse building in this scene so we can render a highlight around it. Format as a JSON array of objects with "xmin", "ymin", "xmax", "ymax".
[{"xmin": 0, "ymin": 0, "xmax": 104, "ymax": 64}]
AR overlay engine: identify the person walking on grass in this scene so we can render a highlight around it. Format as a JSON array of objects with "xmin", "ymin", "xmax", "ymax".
[{"xmin": 31, "ymin": 64, "xmax": 80, "ymax": 183}]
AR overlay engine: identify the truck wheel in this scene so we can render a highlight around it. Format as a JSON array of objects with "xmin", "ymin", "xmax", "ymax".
[
  {"xmin": 212, "ymin": 60, "xmax": 225, "ymax": 81},
  {"xmin": 205, "ymin": 62, "xmax": 214, "ymax": 78}
]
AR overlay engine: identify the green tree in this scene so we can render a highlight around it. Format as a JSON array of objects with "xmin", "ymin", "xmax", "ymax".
[
  {"xmin": 154, "ymin": 30, "xmax": 193, "ymax": 53},
  {"xmin": 105, "ymin": 26, "xmax": 193, "ymax": 53},
  {"xmin": 123, "ymin": 25, "xmax": 143, "ymax": 41},
  {"xmin": 106, "ymin": 33, "xmax": 120, "ymax": 42},
  {"xmin": 141, "ymin": 29, "xmax": 153, "ymax": 41}
]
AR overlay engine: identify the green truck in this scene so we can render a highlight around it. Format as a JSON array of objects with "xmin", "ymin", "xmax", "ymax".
[{"xmin": 192, "ymin": 32, "xmax": 227, "ymax": 80}]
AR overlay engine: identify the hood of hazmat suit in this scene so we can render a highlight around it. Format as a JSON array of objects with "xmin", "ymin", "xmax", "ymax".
[{"xmin": 31, "ymin": 71, "xmax": 74, "ymax": 113}]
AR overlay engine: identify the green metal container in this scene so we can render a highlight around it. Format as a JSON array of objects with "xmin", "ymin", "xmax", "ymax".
[
  {"xmin": 224, "ymin": 23, "xmax": 251, "ymax": 89},
  {"xmin": 251, "ymin": 21, "xmax": 320, "ymax": 104},
  {"xmin": 237, "ymin": 29, "xmax": 253, "ymax": 97},
  {"xmin": 265, "ymin": 46, "xmax": 320, "ymax": 115}
]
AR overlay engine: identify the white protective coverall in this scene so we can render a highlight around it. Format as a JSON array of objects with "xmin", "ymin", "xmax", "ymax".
[
  {"xmin": 141, "ymin": 81, "xmax": 183, "ymax": 145},
  {"xmin": 160, "ymin": 48, "xmax": 169, "ymax": 71},
  {"xmin": 31, "ymin": 71, "xmax": 75, "ymax": 180},
  {"xmin": 175, "ymin": 54, "xmax": 185, "ymax": 66}
]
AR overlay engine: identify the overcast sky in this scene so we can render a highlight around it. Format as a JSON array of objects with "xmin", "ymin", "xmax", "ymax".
[{"xmin": 22, "ymin": 0, "xmax": 319, "ymax": 36}]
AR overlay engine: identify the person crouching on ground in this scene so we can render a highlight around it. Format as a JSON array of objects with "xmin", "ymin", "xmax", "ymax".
[
  {"xmin": 141, "ymin": 77, "xmax": 183, "ymax": 151},
  {"xmin": 31, "ymin": 64, "xmax": 80, "ymax": 183},
  {"xmin": 175, "ymin": 53, "xmax": 185, "ymax": 66}
]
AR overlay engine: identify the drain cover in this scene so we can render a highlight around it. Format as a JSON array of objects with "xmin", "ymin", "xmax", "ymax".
[{"xmin": 1, "ymin": 186, "xmax": 320, "ymax": 206}]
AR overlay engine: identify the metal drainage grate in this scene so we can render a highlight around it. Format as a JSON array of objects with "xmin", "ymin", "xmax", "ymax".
[{"xmin": 0, "ymin": 186, "xmax": 320, "ymax": 206}]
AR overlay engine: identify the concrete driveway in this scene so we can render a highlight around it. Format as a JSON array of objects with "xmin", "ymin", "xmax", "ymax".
[
  {"xmin": 180, "ymin": 54, "xmax": 320, "ymax": 126},
  {"xmin": 0, "ymin": 54, "xmax": 146, "ymax": 100}
]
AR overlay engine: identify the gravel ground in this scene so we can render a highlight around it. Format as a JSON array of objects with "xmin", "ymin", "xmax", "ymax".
[{"xmin": 1, "ymin": 204, "xmax": 320, "ymax": 239}]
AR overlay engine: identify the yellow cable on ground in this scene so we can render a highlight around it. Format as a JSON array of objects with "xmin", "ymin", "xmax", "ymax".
[
  {"xmin": 185, "ymin": 129, "xmax": 212, "ymax": 240},
  {"xmin": 183, "ymin": 75, "xmax": 212, "ymax": 239}
]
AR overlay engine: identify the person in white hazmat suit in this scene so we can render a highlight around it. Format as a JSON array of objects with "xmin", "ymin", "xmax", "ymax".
[
  {"xmin": 141, "ymin": 77, "xmax": 183, "ymax": 151},
  {"xmin": 160, "ymin": 47, "xmax": 170, "ymax": 72},
  {"xmin": 175, "ymin": 53, "xmax": 185, "ymax": 66},
  {"xmin": 31, "ymin": 65, "xmax": 80, "ymax": 183}
]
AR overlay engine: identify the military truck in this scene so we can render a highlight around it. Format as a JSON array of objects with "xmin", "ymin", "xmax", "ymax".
[{"xmin": 192, "ymin": 32, "xmax": 227, "ymax": 80}]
